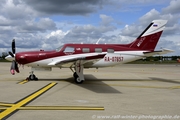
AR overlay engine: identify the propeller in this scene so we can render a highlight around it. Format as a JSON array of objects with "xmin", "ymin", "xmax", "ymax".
[{"xmin": 9, "ymin": 39, "xmax": 19, "ymax": 75}]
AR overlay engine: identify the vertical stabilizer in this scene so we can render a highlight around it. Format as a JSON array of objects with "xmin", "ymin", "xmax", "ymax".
[{"xmin": 128, "ymin": 20, "xmax": 167, "ymax": 51}]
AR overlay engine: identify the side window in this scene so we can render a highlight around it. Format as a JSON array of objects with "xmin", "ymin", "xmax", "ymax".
[
  {"xmin": 107, "ymin": 49, "xmax": 114, "ymax": 53},
  {"xmin": 82, "ymin": 48, "xmax": 90, "ymax": 53},
  {"xmin": 95, "ymin": 48, "xmax": 102, "ymax": 53},
  {"xmin": 64, "ymin": 46, "xmax": 75, "ymax": 52}
]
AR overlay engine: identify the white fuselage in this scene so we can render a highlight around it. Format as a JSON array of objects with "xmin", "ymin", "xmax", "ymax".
[{"xmin": 25, "ymin": 51, "xmax": 146, "ymax": 70}]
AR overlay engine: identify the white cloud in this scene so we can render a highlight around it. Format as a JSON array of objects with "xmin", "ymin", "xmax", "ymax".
[
  {"xmin": 20, "ymin": 18, "xmax": 56, "ymax": 32},
  {"xmin": 139, "ymin": 9, "xmax": 160, "ymax": 25},
  {"xmin": 46, "ymin": 30, "xmax": 68, "ymax": 39},
  {"xmin": 119, "ymin": 0, "xmax": 180, "ymax": 56},
  {"xmin": 100, "ymin": 14, "xmax": 114, "ymax": 26},
  {"xmin": 121, "ymin": 24, "xmax": 141, "ymax": 37},
  {"xmin": 1, "ymin": 0, "xmax": 35, "ymax": 20},
  {"xmin": 43, "ymin": 30, "xmax": 69, "ymax": 49},
  {"xmin": 120, "ymin": 9, "xmax": 162, "ymax": 38},
  {"xmin": 162, "ymin": 0, "xmax": 180, "ymax": 14},
  {"xmin": 0, "ymin": 0, "xmax": 180, "ymax": 56}
]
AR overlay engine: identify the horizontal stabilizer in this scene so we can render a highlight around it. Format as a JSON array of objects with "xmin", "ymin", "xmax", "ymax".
[{"xmin": 143, "ymin": 48, "xmax": 174, "ymax": 56}]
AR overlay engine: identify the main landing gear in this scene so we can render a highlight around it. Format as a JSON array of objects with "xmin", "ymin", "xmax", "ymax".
[
  {"xmin": 26, "ymin": 71, "xmax": 38, "ymax": 81},
  {"xmin": 73, "ymin": 72, "xmax": 83, "ymax": 84},
  {"xmin": 71, "ymin": 60, "xmax": 85, "ymax": 84}
]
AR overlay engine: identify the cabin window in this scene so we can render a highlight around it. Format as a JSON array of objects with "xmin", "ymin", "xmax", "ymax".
[
  {"xmin": 82, "ymin": 48, "xmax": 90, "ymax": 53},
  {"xmin": 95, "ymin": 48, "xmax": 102, "ymax": 53},
  {"xmin": 64, "ymin": 46, "xmax": 75, "ymax": 52},
  {"xmin": 107, "ymin": 49, "xmax": 114, "ymax": 53}
]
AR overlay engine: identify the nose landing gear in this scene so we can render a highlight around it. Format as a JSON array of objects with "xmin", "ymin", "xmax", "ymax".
[{"xmin": 26, "ymin": 71, "xmax": 38, "ymax": 81}]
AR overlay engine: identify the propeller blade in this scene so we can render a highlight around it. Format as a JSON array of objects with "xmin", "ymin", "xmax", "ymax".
[
  {"xmin": 15, "ymin": 61, "xmax": 20, "ymax": 73},
  {"xmin": 12, "ymin": 39, "xmax": 15, "ymax": 54},
  {"xmin": 8, "ymin": 51, "xmax": 14, "ymax": 58},
  {"xmin": 9, "ymin": 39, "xmax": 19, "ymax": 75},
  {"xmin": 10, "ymin": 60, "xmax": 15, "ymax": 75}
]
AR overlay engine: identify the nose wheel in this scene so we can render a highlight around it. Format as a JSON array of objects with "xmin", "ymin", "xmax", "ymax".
[{"xmin": 26, "ymin": 71, "xmax": 38, "ymax": 81}]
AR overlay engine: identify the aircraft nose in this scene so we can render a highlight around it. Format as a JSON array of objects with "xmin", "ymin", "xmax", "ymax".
[
  {"xmin": 15, "ymin": 53, "xmax": 26, "ymax": 64},
  {"xmin": 5, "ymin": 55, "xmax": 15, "ymax": 61}
]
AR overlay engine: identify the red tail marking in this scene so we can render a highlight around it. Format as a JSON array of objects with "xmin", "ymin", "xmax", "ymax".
[{"xmin": 128, "ymin": 31, "xmax": 163, "ymax": 51}]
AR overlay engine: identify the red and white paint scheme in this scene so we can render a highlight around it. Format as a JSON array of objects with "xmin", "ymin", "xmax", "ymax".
[{"xmin": 6, "ymin": 20, "xmax": 173, "ymax": 83}]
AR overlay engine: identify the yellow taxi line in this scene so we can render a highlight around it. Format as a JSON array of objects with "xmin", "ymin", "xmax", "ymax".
[
  {"xmin": 0, "ymin": 102, "xmax": 14, "ymax": 107},
  {"xmin": 0, "ymin": 106, "xmax": 104, "ymax": 110},
  {"xmin": 18, "ymin": 106, "xmax": 104, "ymax": 110},
  {"xmin": 0, "ymin": 82, "xmax": 57, "ymax": 120},
  {"xmin": 17, "ymin": 80, "xmax": 29, "ymax": 84}
]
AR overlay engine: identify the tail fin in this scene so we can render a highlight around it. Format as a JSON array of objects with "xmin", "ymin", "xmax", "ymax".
[{"xmin": 128, "ymin": 20, "xmax": 167, "ymax": 51}]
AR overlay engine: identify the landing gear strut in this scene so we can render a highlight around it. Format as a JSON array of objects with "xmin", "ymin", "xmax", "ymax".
[
  {"xmin": 70, "ymin": 60, "xmax": 84, "ymax": 84},
  {"xmin": 26, "ymin": 71, "xmax": 38, "ymax": 81}
]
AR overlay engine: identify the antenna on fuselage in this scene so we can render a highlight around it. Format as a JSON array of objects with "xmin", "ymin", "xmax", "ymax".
[{"xmin": 96, "ymin": 38, "xmax": 102, "ymax": 44}]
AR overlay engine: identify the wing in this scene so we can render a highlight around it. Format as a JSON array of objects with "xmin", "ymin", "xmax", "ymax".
[
  {"xmin": 143, "ymin": 48, "xmax": 174, "ymax": 56},
  {"xmin": 48, "ymin": 53, "xmax": 106, "ymax": 68}
]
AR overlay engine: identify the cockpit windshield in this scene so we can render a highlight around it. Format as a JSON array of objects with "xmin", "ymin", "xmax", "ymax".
[{"xmin": 56, "ymin": 45, "xmax": 63, "ymax": 52}]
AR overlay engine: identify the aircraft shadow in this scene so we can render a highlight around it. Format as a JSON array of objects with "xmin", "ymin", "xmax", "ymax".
[
  {"xmin": 149, "ymin": 77, "xmax": 180, "ymax": 84},
  {"xmin": 38, "ymin": 74, "xmax": 121, "ymax": 94},
  {"xmin": 37, "ymin": 75, "xmax": 180, "ymax": 93}
]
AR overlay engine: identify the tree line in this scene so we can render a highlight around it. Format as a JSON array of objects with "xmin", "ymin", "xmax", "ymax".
[{"xmin": 0, "ymin": 52, "xmax": 9, "ymax": 59}]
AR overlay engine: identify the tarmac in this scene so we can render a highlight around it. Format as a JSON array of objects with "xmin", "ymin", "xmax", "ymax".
[{"xmin": 0, "ymin": 62, "xmax": 180, "ymax": 120}]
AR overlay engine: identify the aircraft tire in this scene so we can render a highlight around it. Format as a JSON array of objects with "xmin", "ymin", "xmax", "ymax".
[
  {"xmin": 29, "ymin": 74, "xmax": 38, "ymax": 81},
  {"xmin": 75, "ymin": 77, "xmax": 84, "ymax": 84},
  {"xmin": 73, "ymin": 72, "xmax": 77, "ymax": 77},
  {"xmin": 73, "ymin": 72, "xmax": 83, "ymax": 84}
]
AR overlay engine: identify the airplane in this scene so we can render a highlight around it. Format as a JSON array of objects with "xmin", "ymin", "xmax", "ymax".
[
  {"xmin": 177, "ymin": 58, "xmax": 180, "ymax": 63},
  {"xmin": 5, "ymin": 20, "xmax": 173, "ymax": 84}
]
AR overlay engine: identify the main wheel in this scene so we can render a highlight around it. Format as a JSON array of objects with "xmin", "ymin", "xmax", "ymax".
[
  {"xmin": 73, "ymin": 72, "xmax": 83, "ymax": 84},
  {"xmin": 73, "ymin": 72, "xmax": 78, "ymax": 78},
  {"xmin": 75, "ymin": 76, "xmax": 84, "ymax": 84}
]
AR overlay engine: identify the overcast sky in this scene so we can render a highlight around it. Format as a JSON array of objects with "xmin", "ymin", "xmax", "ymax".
[{"xmin": 0, "ymin": 0, "xmax": 180, "ymax": 56}]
